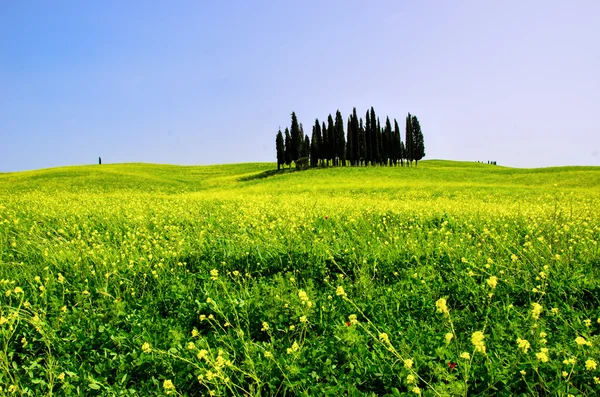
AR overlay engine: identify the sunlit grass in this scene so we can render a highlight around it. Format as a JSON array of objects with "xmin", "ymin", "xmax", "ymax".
[{"xmin": 1, "ymin": 160, "xmax": 599, "ymax": 395}]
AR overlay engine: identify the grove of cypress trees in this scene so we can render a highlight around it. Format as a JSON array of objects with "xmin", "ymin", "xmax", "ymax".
[{"xmin": 276, "ymin": 129, "xmax": 285, "ymax": 170}]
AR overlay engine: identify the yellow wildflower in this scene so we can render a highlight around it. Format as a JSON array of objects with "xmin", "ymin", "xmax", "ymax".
[
  {"xmin": 563, "ymin": 357, "xmax": 576, "ymax": 365},
  {"xmin": 261, "ymin": 322, "xmax": 269, "ymax": 332},
  {"xmin": 531, "ymin": 303, "xmax": 543, "ymax": 320},
  {"xmin": 348, "ymin": 314, "xmax": 358, "ymax": 325},
  {"xmin": 379, "ymin": 333, "xmax": 390, "ymax": 345},
  {"xmin": 406, "ymin": 374, "xmax": 416, "ymax": 384},
  {"xmin": 586, "ymin": 359, "xmax": 597, "ymax": 370},
  {"xmin": 460, "ymin": 352, "xmax": 471, "ymax": 360},
  {"xmin": 516, "ymin": 338, "xmax": 530, "ymax": 353},
  {"xmin": 299, "ymin": 315, "xmax": 307, "ymax": 323},
  {"xmin": 191, "ymin": 328, "xmax": 199, "ymax": 337},
  {"xmin": 445, "ymin": 333, "xmax": 453, "ymax": 344},
  {"xmin": 520, "ymin": 370, "xmax": 526, "ymax": 375},
  {"xmin": 210, "ymin": 269, "xmax": 218, "ymax": 280},
  {"xmin": 13, "ymin": 287, "xmax": 23, "ymax": 294},
  {"xmin": 286, "ymin": 341, "xmax": 300, "ymax": 354},
  {"xmin": 403, "ymin": 358, "xmax": 413, "ymax": 369},
  {"xmin": 163, "ymin": 379, "xmax": 175, "ymax": 390},
  {"xmin": 471, "ymin": 331, "xmax": 486, "ymax": 354},
  {"xmin": 584, "ymin": 319, "xmax": 591, "ymax": 327},
  {"xmin": 336, "ymin": 285, "xmax": 347, "ymax": 298},
  {"xmin": 298, "ymin": 290, "xmax": 309, "ymax": 302},
  {"xmin": 264, "ymin": 351, "xmax": 273, "ymax": 359},
  {"xmin": 197, "ymin": 349, "xmax": 208, "ymax": 360},
  {"xmin": 435, "ymin": 298, "xmax": 449, "ymax": 315},
  {"xmin": 562, "ymin": 371, "xmax": 568, "ymax": 377},
  {"xmin": 412, "ymin": 386, "xmax": 421, "ymax": 395},
  {"xmin": 57, "ymin": 372, "xmax": 65, "ymax": 381},
  {"xmin": 575, "ymin": 336, "xmax": 591, "ymax": 346},
  {"xmin": 487, "ymin": 276, "xmax": 498, "ymax": 289},
  {"xmin": 535, "ymin": 348, "xmax": 549, "ymax": 363},
  {"xmin": 141, "ymin": 342, "xmax": 152, "ymax": 353},
  {"xmin": 232, "ymin": 270, "xmax": 240, "ymax": 277},
  {"xmin": 551, "ymin": 307, "xmax": 559, "ymax": 315}
]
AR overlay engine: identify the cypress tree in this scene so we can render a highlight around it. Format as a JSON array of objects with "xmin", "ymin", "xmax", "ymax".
[
  {"xmin": 290, "ymin": 112, "xmax": 301, "ymax": 163},
  {"xmin": 411, "ymin": 115, "xmax": 425, "ymax": 166},
  {"xmin": 394, "ymin": 119, "xmax": 403, "ymax": 166},
  {"xmin": 335, "ymin": 110, "xmax": 346, "ymax": 166},
  {"xmin": 365, "ymin": 110, "xmax": 371, "ymax": 166},
  {"xmin": 376, "ymin": 121, "xmax": 380, "ymax": 166},
  {"xmin": 405, "ymin": 113, "xmax": 413, "ymax": 166},
  {"xmin": 284, "ymin": 128, "xmax": 292, "ymax": 168},
  {"xmin": 370, "ymin": 107, "xmax": 377, "ymax": 165},
  {"xmin": 351, "ymin": 108, "xmax": 359, "ymax": 165},
  {"xmin": 384, "ymin": 117, "xmax": 392, "ymax": 166},
  {"xmin": 302, "ymin": 134, "xmax": 310, "ymax": 158},
  {"xmin": 299, "ymin": 123, "xmax": 305, "ymax": 158},
  {"xmin": 359, "ymin": 118, "xmax": 366, "ymax": 166},
  {"xmin": 322, "ymin": 121, "xmax": 328, "ymax": 166},
  {"xmin": 314, "ymin": 119, "xmax": 322, "ymax": 167},
  {"xmin": 310, "ymin": 125, "xmax": 319, "ymax": 168},
  {"xmin": 327, "ymin": 114, "xmax": 335, "ymax": 166},
  {"xmin": 346, "ymin": 116, "xmax": 353, "ymax": 166},
  {"xmin": 276, "ymin": 129, "xmax": 285, "ymax": 170}
]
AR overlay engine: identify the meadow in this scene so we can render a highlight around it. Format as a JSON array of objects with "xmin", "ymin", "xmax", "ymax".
[{"xmin": 0, "ymin": 160, "xmax": 599, "ymax": 396}]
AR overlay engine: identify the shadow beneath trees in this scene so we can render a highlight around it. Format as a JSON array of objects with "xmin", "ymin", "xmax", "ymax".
[{"xmin": 238, "ymin": 168, "xmax": 296, "ymax": 182}]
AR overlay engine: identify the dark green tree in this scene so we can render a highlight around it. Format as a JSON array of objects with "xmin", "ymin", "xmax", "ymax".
[
  {"xmin": 313, "ymin": 119, "xmax": 322, "ymax": 167},
  {"xmin": 290, "ymin": 112, "xmax": 301, "ymax": 162},
  {"xmin": 310, "ymin": 124, "xmax": 320, "ymax": 167},
  {"xmin": 284, "ymin": 128, "xmax": 292, "ymax": 168},
  {"xmin": 327, "ymin": 114, "xmax": 335, "ymax": 166},
  {"xmin": 303, "ymin": 134, "xmax": 310, "ymax": 158},
  {"xmin": 384, "ymin": 117, "xmax": 392, "ymax": 166},
  {"xmin": 351, "ymin": 108, "xmax": 359, "ymax": 165},
  {"xmin": 394, "ymin": 119, "xmax": 404, "ymax": 166},
  {"xmin": 405, "ymin": 113, "xmax": 413, "ymax": 166},
  {"xmin": 411, "ymin": 115, "xmax": 425, "ymax": 166},
  {"xmin": 365, "ymin": 110, "xmax": 372, "ymax": 166},
  {"xmin": 346, "ymin": 116, "xmax": 353, "ymax": 166},
  {"xmin": 335, "ymin": 110, "xmax": 346, "ymax": 166},
  {"xmin": 359, "ymin": 118, "xmax": 366, "ymax": 166},
  {"xmin": 370, "ymin": 107, "xmax": 378, "ymax": 165},
  {"xmin": 276, "ymin": 129, "xmax": 285, "ymax": 170},
  {"xmin": 322, "ymin": 121, "xmax": 328, "ymax": 166}
]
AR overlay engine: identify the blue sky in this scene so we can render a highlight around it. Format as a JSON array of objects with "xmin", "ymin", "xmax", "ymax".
[{"xmin": 1, "ymin": 1, "xmax": 599, "ymax": 172}]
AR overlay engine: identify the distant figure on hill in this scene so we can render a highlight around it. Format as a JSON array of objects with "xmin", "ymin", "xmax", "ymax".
[{"xmin": 99, "ymin": 157, "xmax": 102, "ymax": 165}]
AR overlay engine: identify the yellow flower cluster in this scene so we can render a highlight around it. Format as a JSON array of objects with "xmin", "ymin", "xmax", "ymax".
[
  {"xmin": 585, "ymin": 359, "xmax": 597, "ymax": 370},
  {"xmin": 460, "ymin": 352, "xmax": 470, "ymax": 360},
  {"xmin": 261, "ymin": 322, "xmax": 269, "ymax": 332},
  {"xmin": 336, "ymin": 285, "xmax": 347, "ymax": 298},
  {"xmin": 535, "ymin": 348, "xmax": 549, "ymax": 363},
  {"xmin": 403, "ymin": 358, "xmax": 413, "ymax": 369},
  {"xmin": 471, "ymin": 331, "xmax": 486, "ymax": 354},
  {"xmin": 445, "ymin": 333, "xmax": 453, "ymax": 344},
  {"xmin": 516, "ymin": 337, "xmax": 530, "ymax": 353},
  {"xmin": 287, "ymin": 341, "xmax": 300, "ymax": 354},
  {"xmin": 348, "ymin": 314, "xmax": 358, "ymax": 325},
  {"xmin": 141, "ymin": 342, "xmax": 152, "ymax": 353},
  {"xmin": 575, "ymin": 336, "xmax": 592, "ymax": 346},
  {"xmin": 531, "ymin": 303, "xmax": 543, "ymax": 320},
  {"xmin": 210, "ymin": 269, "xmax": 218, "ymax": 280},
  {"xmin": 435, "ymin": 298, "xmax": 449, "ymax": 315},
  {"xmin": 487, "ymin": 276, "xmax": 498, "ymax": 289}
]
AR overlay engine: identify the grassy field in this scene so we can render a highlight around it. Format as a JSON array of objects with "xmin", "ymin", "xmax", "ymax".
[{"xmin": 1, "ymin": 160, "xmax": 599, "ymax": 396}]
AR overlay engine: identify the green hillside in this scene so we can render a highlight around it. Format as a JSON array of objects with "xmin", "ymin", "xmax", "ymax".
[{"xmin": 1, "ymin": 161, "xmax": 599, "ymax": 396}]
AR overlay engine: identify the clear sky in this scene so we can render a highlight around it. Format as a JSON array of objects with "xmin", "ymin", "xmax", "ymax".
[{"xmin": 1, "ymin": 1, "xmax": 599, "ymax": 172}]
